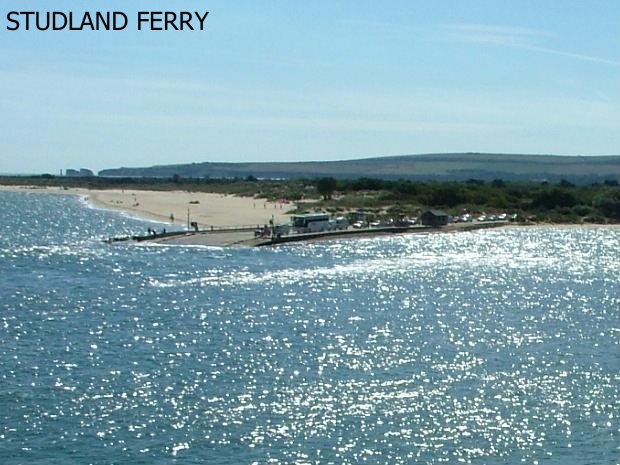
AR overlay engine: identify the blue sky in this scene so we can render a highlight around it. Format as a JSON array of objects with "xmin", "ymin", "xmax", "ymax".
[{"xmin": 1, "ymin": 0, "xmax": 618, "ymax": 174}]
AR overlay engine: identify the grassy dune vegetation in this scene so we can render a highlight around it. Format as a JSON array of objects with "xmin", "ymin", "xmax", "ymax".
[{"xmin": 2, "ymin": 175, "xmax": 619, "ymax": 224}]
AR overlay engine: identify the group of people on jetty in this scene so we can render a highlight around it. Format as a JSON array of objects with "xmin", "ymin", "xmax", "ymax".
[{"xmin": 147, "ymin": 227, "xmax": 166, "ymax": 236}]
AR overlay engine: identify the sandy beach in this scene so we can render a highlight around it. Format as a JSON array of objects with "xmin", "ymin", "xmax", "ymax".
[
  {"xmin": 88, "ymin": 189, "xmax": 294, "ymax": 229},
  {"xmin": 1, "ymin": 186, "xmax": 294, "ymax": 229}
]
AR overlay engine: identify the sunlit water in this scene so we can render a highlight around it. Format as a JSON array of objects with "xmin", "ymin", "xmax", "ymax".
[{"xmin": 0, "ymin": 191, "xmax": 618, "ymax": 464}]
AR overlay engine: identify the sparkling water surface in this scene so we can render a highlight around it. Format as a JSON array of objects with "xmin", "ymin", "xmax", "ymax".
[{"xmin": 0, "ymin": 191, "xmax": 618, "ymax": 464}]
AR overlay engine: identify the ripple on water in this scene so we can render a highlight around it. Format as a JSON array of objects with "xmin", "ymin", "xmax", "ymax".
[{"xmin": 0, "ymin": 192, "xmax": 619, "ymax": 464}]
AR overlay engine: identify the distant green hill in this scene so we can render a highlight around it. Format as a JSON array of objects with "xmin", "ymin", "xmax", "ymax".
[{"xmin": 98, "ymin": 153, "xmax": 620, "ymax": 183}]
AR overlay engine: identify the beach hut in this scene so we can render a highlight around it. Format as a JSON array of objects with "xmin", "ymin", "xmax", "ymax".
[{"xmin": 420, "ymin": 210, "xmax": 450, "ymax": 227}]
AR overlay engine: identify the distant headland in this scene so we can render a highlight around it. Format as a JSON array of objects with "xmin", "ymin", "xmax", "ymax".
[{"xmin": 96, "ymin": 153, "xmax": 620, "ymax": 184}]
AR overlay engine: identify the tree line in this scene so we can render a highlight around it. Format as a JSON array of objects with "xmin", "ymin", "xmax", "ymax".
[{"xmin": 314, "ymin": 176, "xmax": 620, "ymax": 222}]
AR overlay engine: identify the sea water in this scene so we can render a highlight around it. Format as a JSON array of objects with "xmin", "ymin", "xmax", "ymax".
[{"xmin": 0, "ymin": 190, "xmax": 618, "ymax": 465}]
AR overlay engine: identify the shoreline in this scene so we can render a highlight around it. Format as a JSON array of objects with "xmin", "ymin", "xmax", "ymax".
[
  {"xmin": 2, "ymin": 185, "xmax": 618, "ymax": 247},
  {"xmin": 0, "ymin": 185, "xmax": 292, "ymax": 229}
]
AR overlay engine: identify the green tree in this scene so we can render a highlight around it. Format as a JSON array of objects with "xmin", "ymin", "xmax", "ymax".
[
  {"xmin": 593, "ymin": 190, "xmax": 620, "ymax": 219},
  {"xmin": 429, "ymin": 184, "xmax": 464, "ymax": 207},
  {"xmin": 316, "ymin": 177, "xmax": 338, "ymax": 200},
  {"xmin": 532, "ymin": 188, "xmax": 576, "ymax": 209}
]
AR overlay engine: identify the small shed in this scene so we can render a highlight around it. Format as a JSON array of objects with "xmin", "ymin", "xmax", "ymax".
[{"xmin": 420, "ymin": 210, "xmax": 450, "ymax": 227}]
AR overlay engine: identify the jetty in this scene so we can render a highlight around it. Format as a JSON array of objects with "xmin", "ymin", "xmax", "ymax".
[{"xmin": 106, "ymin": 221, "xmax": 510, "ymax": 247}]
